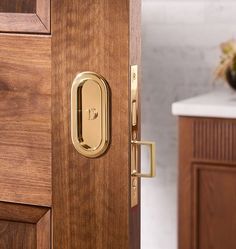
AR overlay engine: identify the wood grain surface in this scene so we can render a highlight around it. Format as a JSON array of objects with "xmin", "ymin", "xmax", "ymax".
[
  {"xmin": 0, "ymin": 0, "xmax": 50, "ymax": 33},
  {"xmin": 36, "ymin": 0, "xmax": 50, "ymax": 32},
  {"xmin": 0, "ymin": 202, "xmax": 49, "ymax": 223},
  {"xmin": 36, "ymin": 210, "xmax": 50, "ymax": 249},
  {"xmin": 0, "ymin": 220, "xmax": 36, "ymax": 249},
  {"xmin": 130, "ymin": 0, "xmax": 141, "ymax": 249},
  {"xmin": 0, "ymin": 202, "xmax": 50, "ymax": 249},
  {"xmin": 51, "ymin": 0, "xmax": 139, "ymax": 248},
  {"xmin": 179, "ymin": 117, "xmax": 193, "ymax": 249},
  {"xmin": 194, "ymin": 165, "xmax": 236, "ymax": 249},
  {"xmin": 0, "ymin": 0, "xmax": 36, "ymax": 13},
  {"xmin": 0, "ymin": 34, "xmax": 52, "ymax": 207}
]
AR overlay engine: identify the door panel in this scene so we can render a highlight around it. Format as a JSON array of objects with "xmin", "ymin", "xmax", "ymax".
[
  {"xmin": 0, "ymin": 0, "xmax": 36, "ymax": 13},
  {"xmin": 0, "ymin": 34, "xmax": 51, "ymax": 206},
  {"xmin": 0, "ymin": 0, "xmax": 50, "ymax": 33},
  {"xmin": 52, "ymin": 0, "xmax": 140, "ymax": 248},
  {"xmin": 195, "ymin": 165, "xmax": 236, "ymax": 249},
  {"xmin": 0, "ymin": 220, "xmax": 36, "ymax": 249},
  {"xmin": 0, "ymin": 202, "xmax": 50, "ymax": 249}
]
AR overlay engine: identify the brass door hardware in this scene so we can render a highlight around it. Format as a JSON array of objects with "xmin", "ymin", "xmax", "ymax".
[
  {"xmin": 130, "ymin": 65, "xmax": 156, "ymax": 207},
  {"xmin": 131, "ymin": 140, "xmax": 156, "ymax": 177},
  {"xmin": 71, "ymin": 72, "xmax": 111, "ymax": 158}
]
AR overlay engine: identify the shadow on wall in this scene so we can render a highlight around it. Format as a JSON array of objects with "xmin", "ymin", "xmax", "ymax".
[{"xmin": 141, "ymin": 1, "xmax": 236, "ymax": 249}]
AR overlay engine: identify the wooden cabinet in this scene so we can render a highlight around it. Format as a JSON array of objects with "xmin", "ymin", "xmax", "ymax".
[{"xmin": 179, "ymin": 117, "xmax": 236, "ymax": 249}]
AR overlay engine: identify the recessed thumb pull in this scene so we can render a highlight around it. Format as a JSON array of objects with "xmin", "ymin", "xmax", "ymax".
[
  {"xmin": 131, "ymin": 140, "xmax": 156, "ymax": 178},
  {"xmin": 71, "ymin": 72, "xmax": 111, "ymax": 158}
]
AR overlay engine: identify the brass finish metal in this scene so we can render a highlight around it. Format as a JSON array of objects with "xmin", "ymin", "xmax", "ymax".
[
  {"xmin": 131, "ymin": 65, "xmax": 139, "ymax": 207},
  {"xmin": 71, "ymin": 72, "xmax": 110, "ymax": 158},
  {"xmin": 131, "ymin": 140, "xmax": 156, "ymax": 178},
  {"xmin": 130, "ymin": 65, "xmax": 156, "ymax": 207}
]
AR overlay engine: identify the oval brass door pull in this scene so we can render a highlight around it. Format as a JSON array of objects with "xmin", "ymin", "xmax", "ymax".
[{"xmin": 71, "ymin": 72, "xmax": 111, "ymax": 158}]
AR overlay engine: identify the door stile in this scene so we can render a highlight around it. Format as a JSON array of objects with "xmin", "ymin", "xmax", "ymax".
[
  {"xmin": 52, "ymin": 0, "xmax": 141, "ymax": 248},
  {"xmin": 129, "ymin": 0, "xmax": 142, "ymax": 249}
]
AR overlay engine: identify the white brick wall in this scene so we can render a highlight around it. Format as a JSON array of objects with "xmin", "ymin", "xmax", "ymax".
[{"xmin": 141, "ymin": 1, "xmax": 236, "ymax": 249}]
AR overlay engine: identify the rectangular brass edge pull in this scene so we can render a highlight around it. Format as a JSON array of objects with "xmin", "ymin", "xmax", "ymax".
[
  {"xmin": 131, "ymin": 140, "xmax": 156, "ymax": 178},
  {"xmin": 130, "ymin": 65, "xmax": 157, "ymax": 207}
]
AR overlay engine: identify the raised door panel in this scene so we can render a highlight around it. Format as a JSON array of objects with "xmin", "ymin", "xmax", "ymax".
[
  {"xmin": 0, "ymin": 0, "xmax": 36, "ymax": 13},
  {"xmin": 0, "ymin": 0, "xmax": 50, "ymax": 33},
  {"xmin": 0, "ymin": 34, "xmax": 51, "ymax": 206},
  {"xmin": 0, "ymin": 202, "xmax": 50, "ymax": 249},
  {"xmin": 0, "ymin": 221, "xmax": 36, "ymax": 248},
  {"xmin": 194, "ymin": 165, "xmax": 236, "ymax": 249}
]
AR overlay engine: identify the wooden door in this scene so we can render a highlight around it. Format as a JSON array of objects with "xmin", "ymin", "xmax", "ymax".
[{"xmin": 0, "ymin": 0, "xmax": 141, "ymax": 248}]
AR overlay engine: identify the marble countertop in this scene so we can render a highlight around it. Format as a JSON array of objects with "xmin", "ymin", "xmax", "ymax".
[{"xmin": 172, "ymin": 89, "xmax": 236, "ymax": 119}]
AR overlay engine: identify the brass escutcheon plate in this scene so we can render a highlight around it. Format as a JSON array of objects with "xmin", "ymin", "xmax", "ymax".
[{"xmin": 71, "ymin": 72, "xmax": 111, "ymax": 158}]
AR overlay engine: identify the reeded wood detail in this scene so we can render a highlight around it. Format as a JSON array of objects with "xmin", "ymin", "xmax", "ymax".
[
  {"xmin": 193, "ymin": 118, "xmax": 236, "ymax": 162},
  {"xmin": 0, "ymin": 0, "xmax": 50, "ymax": 33},
  {"xmin": 0, "ymin": 202, "xmax": 50, "ymax": 249}
]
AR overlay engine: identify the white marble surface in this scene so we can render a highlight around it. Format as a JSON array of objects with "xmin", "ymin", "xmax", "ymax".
[{"xmin": 172, "ymin": 89, "xmax": 236, "ymax": 118}]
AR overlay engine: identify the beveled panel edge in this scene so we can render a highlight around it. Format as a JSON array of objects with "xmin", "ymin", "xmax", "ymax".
[
  {"xmin": 36, "ymin": 210, "xmax": 51, "ymax": 249},
  {"xmin": 0, "ymin": 0, "xmax": 50, "ymax": 33},
  {"xmin": 36, "ymin": 0, "xmax": 50, "ymax": 32},
  {"xmin": 0, "ymin": 201, "xmax": 50, "ymax": 223}
]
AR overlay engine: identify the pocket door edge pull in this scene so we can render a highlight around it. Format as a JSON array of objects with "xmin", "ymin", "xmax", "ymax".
[
  {"xmin": 130, "ymin": 65, "xmax": 156, "ymax": 208},
  {"xmin": 71, "ymin": 71, "xmax": 111, "ymax": 158},
  {"xmin": 131, "ymin": 140, "xmax": 156, "ymax": 178}
]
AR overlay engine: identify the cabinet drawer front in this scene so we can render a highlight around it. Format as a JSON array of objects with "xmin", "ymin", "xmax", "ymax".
[{"xmin": 194, "ymin": 164, "xmax": 236, "ymax": 249}]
